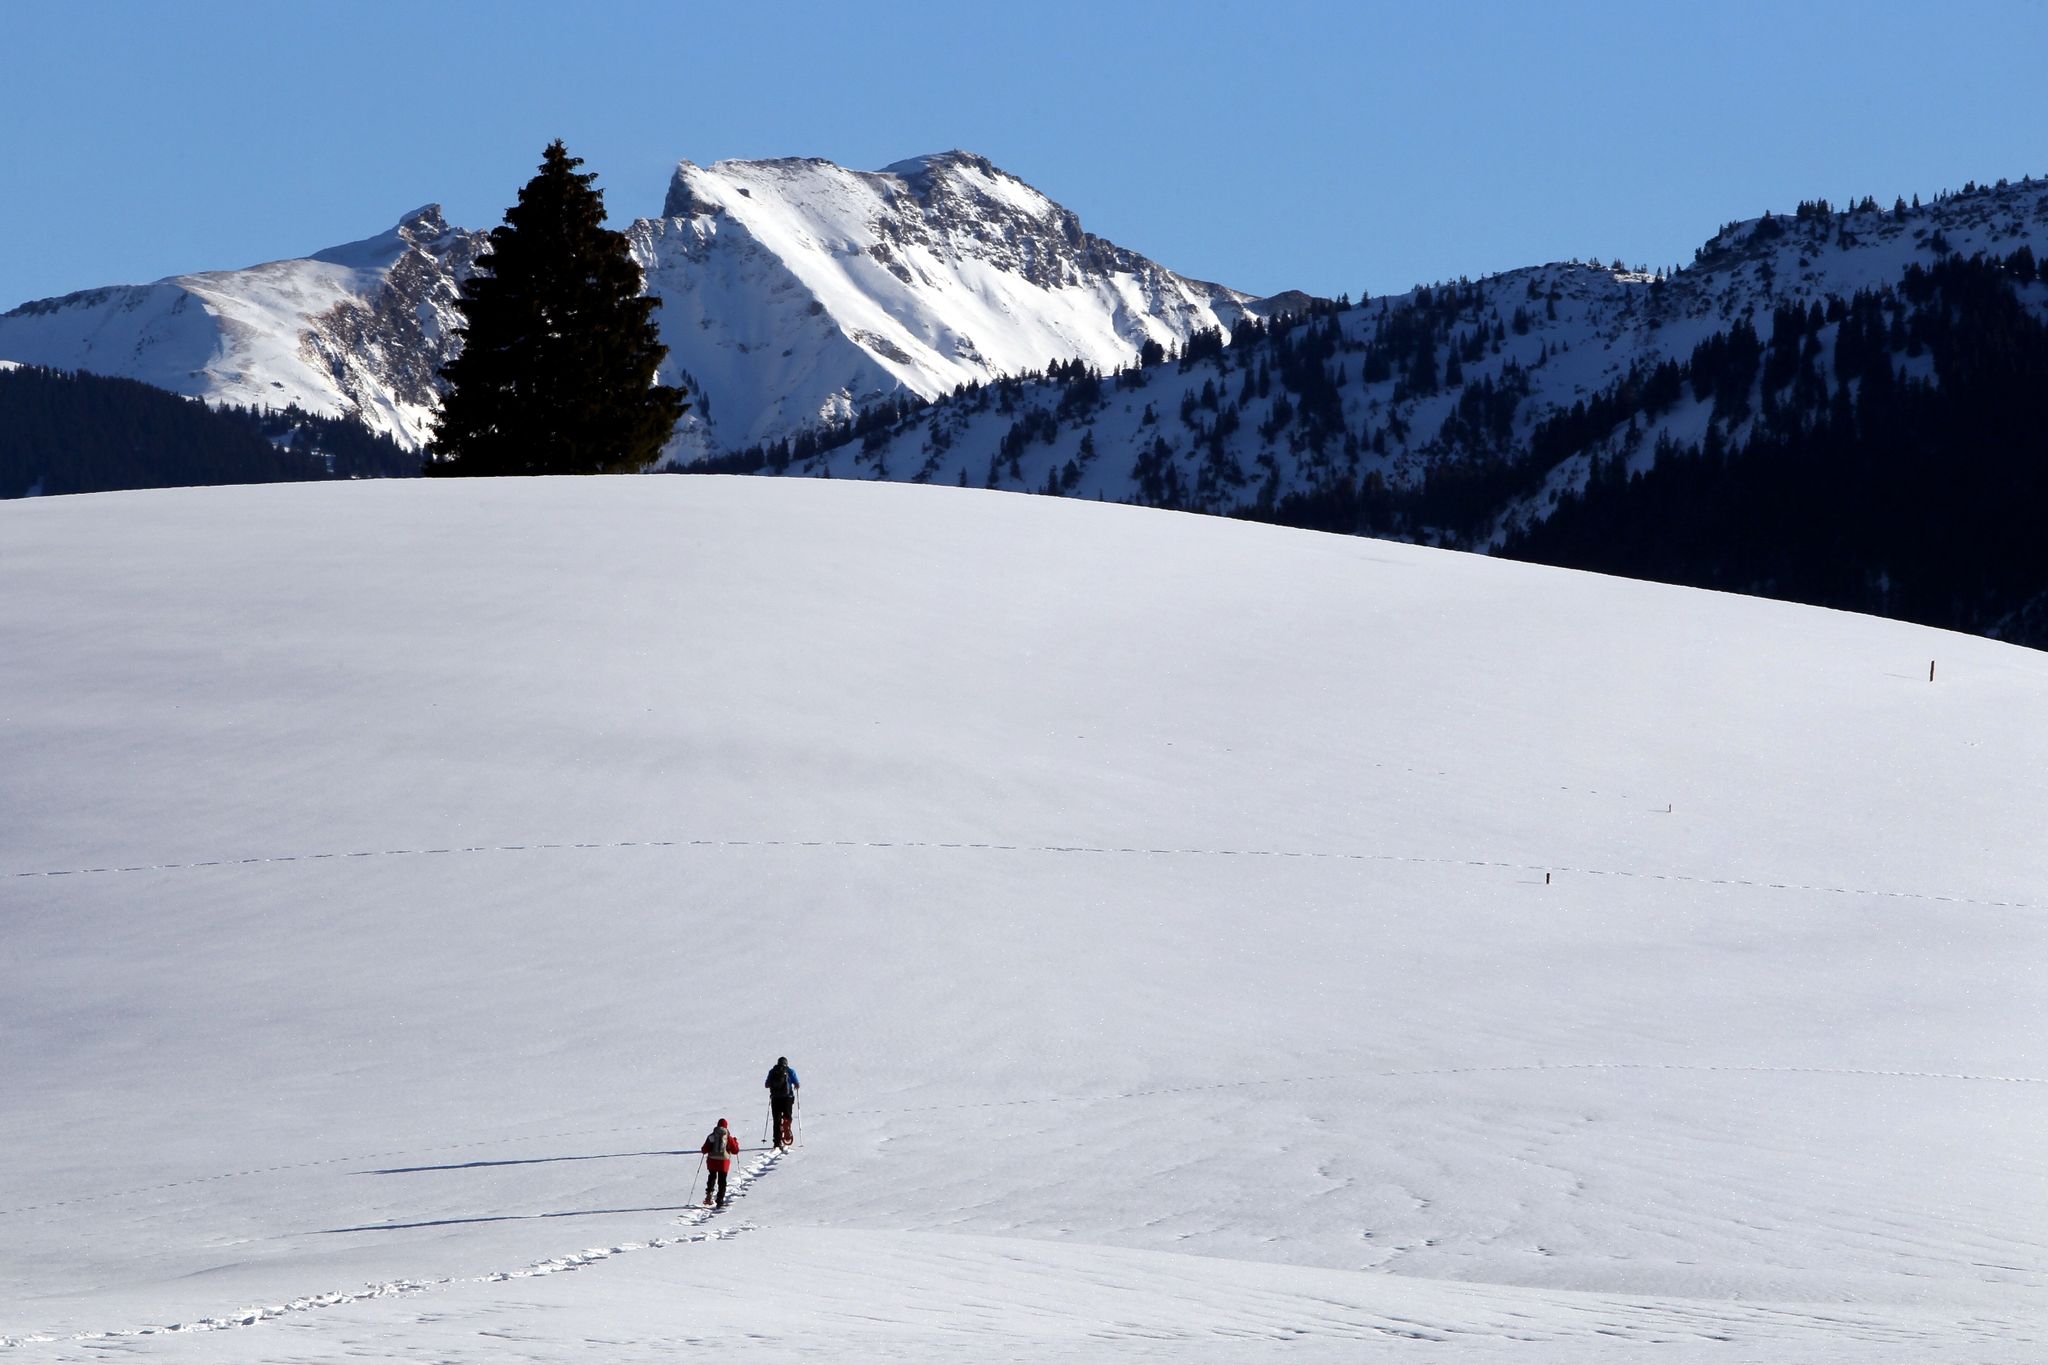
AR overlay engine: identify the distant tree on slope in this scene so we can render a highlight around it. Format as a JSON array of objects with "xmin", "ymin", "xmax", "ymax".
[{"xmin": 427, "ymin": 141, "xmax": 687, "ymax": 476}]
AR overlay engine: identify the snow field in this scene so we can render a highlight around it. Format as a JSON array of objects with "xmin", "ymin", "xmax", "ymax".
[{"xmin": 1, "ymin": 476, "xmax": 2044, "ymax": 1359}]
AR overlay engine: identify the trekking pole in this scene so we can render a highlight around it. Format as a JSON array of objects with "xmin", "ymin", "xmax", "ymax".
[
  {"xmin": 693, "ymin": 1152, "xmax": 704, "ymax": 1204},
  {"xmin": 763, "ymin": 1099, "xmax": 772, "ymax": 1145},
  {"xmin": 795, "ymin": 1094, "xmax": 802, "ymax": 1147}
]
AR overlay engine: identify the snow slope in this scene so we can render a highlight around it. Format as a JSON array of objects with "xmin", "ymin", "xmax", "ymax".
[{"xmin": 2, "ymin": 477, "xmax": 2045, "ymax": 1361}]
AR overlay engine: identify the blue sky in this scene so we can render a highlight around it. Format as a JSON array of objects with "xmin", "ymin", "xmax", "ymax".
[{"xmin": 4, "ymin": 0, "xmax": 2046, "ymax": 308}]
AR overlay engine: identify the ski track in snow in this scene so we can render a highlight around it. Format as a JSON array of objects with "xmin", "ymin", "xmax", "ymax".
[
  {"xmin": 7, "ymin": 834, "xmax": 2038, "ymax": 912},
  {"xmin": 0, "ymin": 1150, "xmax": 787, "ymax": 1351}
]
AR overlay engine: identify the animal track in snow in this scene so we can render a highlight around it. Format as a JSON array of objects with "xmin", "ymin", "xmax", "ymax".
[{"xmin": 11, "ymin": 836, "xmax": 2037, "ymax": 912}]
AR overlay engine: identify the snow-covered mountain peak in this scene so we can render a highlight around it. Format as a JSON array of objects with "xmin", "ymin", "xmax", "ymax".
[
  {"xmin": 883, "ymin": 149, "xmax": 1063, "ymax": 220},
  {"xmin": 882, "ymin": 147, "xmax": 1006, "ymax": 180},
  {"xmin": 307, "ymin": 203, "xmax": 458, "ymax": 271},
  {"xmin": 633, "ymin": 151, "xmax": 1277, "ymax": 458},
  {"xmin": 659, "ymin": 161, "xmax": 728, "ymax": 219},
  {"xmin": 0, "ymin": 205, "xmax": 487, "ymax": 448},
  {"xmin": 666, "ymin": 149, "xmax": 1055, "ymax": 223},
  {"xmin": 656, "ymin": 149, "xmax": 1076, "ymax": 269}
]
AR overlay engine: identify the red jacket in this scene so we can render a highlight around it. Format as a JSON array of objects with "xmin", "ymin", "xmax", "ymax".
[{"xmin": 702, "ymin": 1127, "xmax": 739, "ymax": 1171}]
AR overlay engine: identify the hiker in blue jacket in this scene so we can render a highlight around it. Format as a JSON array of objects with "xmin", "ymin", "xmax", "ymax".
[{"xmin": 766, "ymin": 1056, "xmax": 799, "ymax": 1149}]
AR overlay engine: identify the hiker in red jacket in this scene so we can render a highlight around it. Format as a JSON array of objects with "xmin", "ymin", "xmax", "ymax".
[{"xmin": 700, "ymin": 1118, "xmax": 739, "ymax": 1207}]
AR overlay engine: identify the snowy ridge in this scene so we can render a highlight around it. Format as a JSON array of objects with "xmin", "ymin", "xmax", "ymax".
[
  {"xmin": 0, "ymin": 208, "xmax": 484, "ymax": 448},
  {"xmin": 780, "ymin": 175, "xmax": 2048, "ymax": 535}
]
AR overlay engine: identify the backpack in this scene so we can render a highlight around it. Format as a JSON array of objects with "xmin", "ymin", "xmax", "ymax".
[{"xmin": 767, "ymin": 1062, "xmax": 794, "ymax": 1098}]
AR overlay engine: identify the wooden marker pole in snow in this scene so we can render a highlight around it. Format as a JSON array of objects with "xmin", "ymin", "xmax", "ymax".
[
  {"xmin": 1544, "ymin": 872, "xmax": 1552, "ymax": 886},
  {"xmin": 1930, "ymin": 660, "xmax": 1937, "ymax": 682}
]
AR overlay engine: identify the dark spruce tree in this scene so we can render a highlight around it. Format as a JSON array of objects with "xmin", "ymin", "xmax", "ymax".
[{"xmin": 427, "ymin": 141, "xmax": 687, "ymax": 476}]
